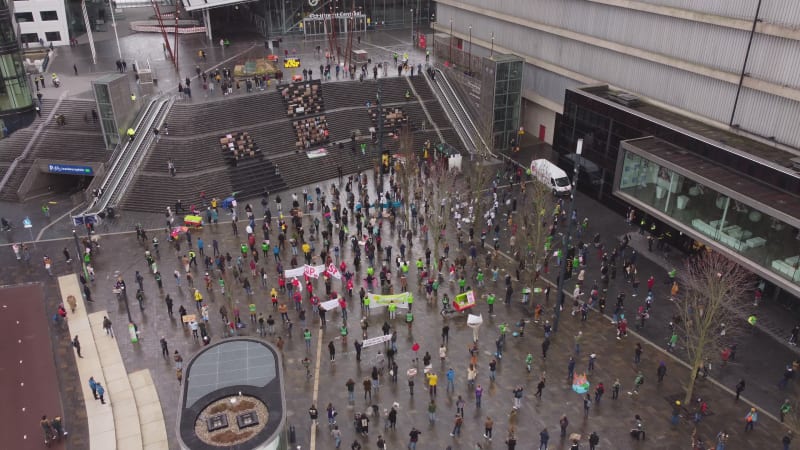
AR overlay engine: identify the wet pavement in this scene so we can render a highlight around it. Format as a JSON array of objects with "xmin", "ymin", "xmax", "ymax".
[
  {"xmin": 1, "ymin": 14, "xmax": 797, "ymax": 450},
  {"xmin": 0, "ymin": 166, "xmax": 793, "ymax": 450}
]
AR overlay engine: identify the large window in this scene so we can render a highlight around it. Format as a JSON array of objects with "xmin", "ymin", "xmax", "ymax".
[
  {"xmin": 20, "ymin": 32, "xmax": 38, "ymax": 43},
  {"xmin": 40, "ymin": 10, "xmax": 58, "ymax": 21},
  {"xmin": 616, "ymin": 148, "xmax": 800, "ymax": 290},
  {"xmin": 44, "ymin": 31, "xmax": 60, "ymax": 41},
  {"xmin": 14, "ymin": 12, "xmax": 33, "ymax": 22}
]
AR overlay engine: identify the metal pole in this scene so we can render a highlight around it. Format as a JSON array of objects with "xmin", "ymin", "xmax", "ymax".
[
  {"xmin": 553, "ymin": 139, "xmax": 583, "ymax": 333},
  {"xmin": 108, "ymin": 0, "xmax": 123, "ymax": 61},
  {"xmin": 410, "ymin": 9, "xmax": 414, "ymax": 47},
  {"xmin": 377, "ymin": 80, "xmax": 384, "ymax": 193},
  {"xmin": 449, "ymin": 18, "xmax": 453, "ymax": 63},
  {"xmin": 72, "ymin": 229, "xmax": 87, "ymax": 280},
  {"xmin": 468, "ymin": 25, "xmax": 472, "ymax": 74},
  {"xmin": 490, "ymin": 31, "xmax": 494, "ymax": 56}
]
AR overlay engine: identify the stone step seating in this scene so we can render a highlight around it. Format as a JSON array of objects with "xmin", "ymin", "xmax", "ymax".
[
  {"xmin": 229, "ymin": 158, "xmax": 288, "ymax": 200},
  {"xmin": 409, "ymin": 76, "xmax": 435, "ymax": 99},
  {"xmin": 167, "ymin": 90, "xmax": 286, "ymax": 137},
  {"xmin": 119, "ymin": 169, "xmax": 233, "ymax": 213},
  {"xmin": 0, "ymin": 128, "xmax": 35, "ymax": 163},
  {"xmin": 0, "ymin": 162, "xmax": 31, "ymax": 201},
  {"xmin": 144, "ymin": 136, "xmax": 228, "ymax": 173},
  {"xmin": 33, "ymin": 129, "xmax": 108, "ymax": 162},
  {"xmin": 321, "ymin": 78, "xmax": 414, "ymax": 110},
  {"xmin": 45, "ymin": 99, "xmax": 103, "ymax": 133},
  {"xmin": 128, "ymin": 370, "xmax": 169, "ymax": 450},
  {"xmin": 271, "ymin": 148, "xmax": 373, "ymax": 190}
]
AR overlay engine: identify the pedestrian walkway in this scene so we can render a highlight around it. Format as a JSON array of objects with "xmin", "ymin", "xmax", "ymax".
[
  {"xmin": 60, "ymin": 273, "xmax": 168, "ymax": 449},
  {"xmin": 59, "ymin": 274, "xmax": 118, "ymax": 448},
  {"xmin": 129, "ymin": 370, "xmax": 169, "ymax": 450},
  {"xmin": 88, "ymin": 311, "xmax": 143, "ymax": 449}
]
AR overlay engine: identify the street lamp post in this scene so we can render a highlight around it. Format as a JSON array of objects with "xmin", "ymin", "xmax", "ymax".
[
  {"xmin": 108, "ymin": 0, "xmax": 123, "ymax": 62},
  {"xmin": 553, "ymin": 139, "xmax": 583, "ymax": 334},
  {"xmin": 491, "ymin": 32, "xmax": 495, "ymax": 56},
  {"xmin": 449, "ymin": 18, "xmax": 453, "ymax": 64},
  {"xmin": 410, "ymin": 9, "xmax": 414, "ymax": 47},
  {"xmin": 468, "ymin": 25, "xmax": 472, "ymax": 74}
]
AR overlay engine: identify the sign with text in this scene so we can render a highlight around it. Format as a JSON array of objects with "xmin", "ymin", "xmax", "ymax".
[
  {"xmin": 47, "ymin": 163, "xmax": 94, "ymax": 176},
  {"xmin": 284, "ymin": 58, "xmax": 301, "ymax": 69}
]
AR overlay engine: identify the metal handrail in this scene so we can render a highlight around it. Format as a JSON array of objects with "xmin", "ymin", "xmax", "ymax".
[
  {"xmin": 80, "ymin": 95, "xmax": 171, "ymax": 216},
  {"xmin": 106, "ymin": 96, "xmax": 173, "ymax": 207},
  {"xmin": 108, "ymin": 96, "xmax": 174, "ymax": 207},
  {"xmin": 432, "ymin": 68, "xmax": 494, "ymax": 158},
  {"xmin": 425, "ymin": 69, "xmax": 478, "ymax": 155}
]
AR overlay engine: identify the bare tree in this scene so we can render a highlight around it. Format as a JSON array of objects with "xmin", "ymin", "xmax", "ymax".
[
  {"xmin": 463, "ymin": 158, "xmax": 495, "ymax": 238},
  {"xmin": 677, "ymin": 251, "xmax": 753, "ymax": 405},
  {"xmin": 394, "ymin": 124, "xmax": 417, "ymax": 232},
  {"xmin": 519, "ymin": 175, "xmax": 555, "ymax": 296},
  {"xmin": 426, "ymin": 165, "xmax": 457, "ymax": 274}
]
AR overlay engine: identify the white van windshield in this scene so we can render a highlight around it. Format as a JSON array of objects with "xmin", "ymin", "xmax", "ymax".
[{"xmin": 554, "ymin": 177, "xmax": 571, "ymax": 187}]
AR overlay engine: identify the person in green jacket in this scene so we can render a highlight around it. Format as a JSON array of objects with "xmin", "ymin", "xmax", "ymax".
[{"xmin": 486, "ymin": 293, "xmax": 496, "ymax": 314}]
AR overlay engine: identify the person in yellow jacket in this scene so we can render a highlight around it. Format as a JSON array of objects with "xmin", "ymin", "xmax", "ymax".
[{"xmin": 194, "ymin": 289, "xmax": 203, "ymax": 311}]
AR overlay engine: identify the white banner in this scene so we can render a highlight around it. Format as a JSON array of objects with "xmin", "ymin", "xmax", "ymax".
[
  {"xmin": 320, "ymin": 299, "xmax": 340, "ymax": 311},
  {"xmin": 362, "ymin": 334, "xmax": 392, "ymax": 348},
  {"xmin": 467, "ymin": 313, "xmax": 483, "ymax": 328},
  {"xmin": 284, "ymin": 264, "xmax": 325, "ymax": 279}
]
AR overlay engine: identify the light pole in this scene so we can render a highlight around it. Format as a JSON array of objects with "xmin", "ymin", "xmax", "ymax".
[
  {"xmin": 410, "ymin": 9, "xmax": 414, "ymax": 47},
  {"xmin": 490, "ymin": 32, "xmax": 495, "ymax": 56},
  {"xmin": 468, "ymin": 25, "xmax": 472, "ymax": 74},
  {"xmin": 449, "ymin": 17, "xmax": 453, "ymax": 64},
  {"xmin": 107, "ymin": 0, "xmax": 123, "ymax": 62},
  {"xmin": 553, "ymin": 138, "xmax": 583, "ymax": 334}
]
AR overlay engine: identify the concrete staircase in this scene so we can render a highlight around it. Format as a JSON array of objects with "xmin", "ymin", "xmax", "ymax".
[{"xmin": 119, "ymin": 76, "xmax": 466, "ymax": 213}]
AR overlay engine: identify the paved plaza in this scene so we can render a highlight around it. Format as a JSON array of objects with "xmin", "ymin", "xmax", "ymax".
[{"xmin": 0, "ymin": 10, "xmax": 796, "ymax": 450}]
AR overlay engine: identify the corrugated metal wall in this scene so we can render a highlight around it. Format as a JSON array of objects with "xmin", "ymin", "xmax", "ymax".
[
  {"xmin": 746, "ymin": 34, "xmax": 800, "ymax": 90},
  {"xmin": 443, "ymin": 0, "xmax": 751, "ymax": 74},
  {"xmin": 437, "ymin": 1, "xmax": 800, "ymax": 148},
  {"xmin": 734, "ymin": 87, "xmax": 800, "ymax": 146},
  {"xmin": 523, "ymin": 64, "xmax": 581, "ymax": 104},
  {"xmin": 632, "ymin": 0, "xmax": 756, "ymax": 20}
]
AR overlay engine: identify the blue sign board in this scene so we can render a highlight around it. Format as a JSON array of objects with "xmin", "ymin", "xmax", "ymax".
[
  {"xmin": 72, "ymin": 214, "xmax": 99, "ymax": 226},
  {"xmin": 47, "ymin": 164, "xmax": 94, "ymax": 176}
]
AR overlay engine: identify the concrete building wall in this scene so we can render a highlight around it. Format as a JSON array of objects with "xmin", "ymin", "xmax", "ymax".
[
  {"xmin": 12, "ymin": 0, "xmax": 69, "ymax": 47},
  {"xmin": 522, "ymin": 99, "xmax": 557, "ymax": 145},
  {"xmin": 436, "ymin": 0, "xmax": 800, "ymax": 150}
]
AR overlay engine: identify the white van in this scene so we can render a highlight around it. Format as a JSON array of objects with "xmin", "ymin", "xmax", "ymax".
[{"xmin": 530, "ymin": 159, "xmax": 572, "ymax": 196}]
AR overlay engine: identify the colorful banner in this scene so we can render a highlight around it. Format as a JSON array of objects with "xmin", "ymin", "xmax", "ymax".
[
  {"xmin": 453, "ymin": 290, "xmax": 476, "ymax": 311},
  {"xmin": 367, "ymin": 292, "xmax": 413, "ymax": 308},
  {"xmin": 326, "ymin": 263, "xmax": 342, "ymax": 280}
]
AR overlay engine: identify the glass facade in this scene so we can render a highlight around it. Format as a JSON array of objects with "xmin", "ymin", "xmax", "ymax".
[
  {"xmin": 616, "ymin": 146, "xmax": 800, "ymax": 291},
  {"xmin": 0, "ymin": 0, "xmax": 35, "ymax": 132},
  {"xmin": 253, "ymin": 0, "xmax": 433, "ymax": 35}
]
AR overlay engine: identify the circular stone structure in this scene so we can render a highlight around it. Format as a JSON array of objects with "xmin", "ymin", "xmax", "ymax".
[{"xmin": 178, "ymin": 338, "xmax": 286, "ymax": 450}]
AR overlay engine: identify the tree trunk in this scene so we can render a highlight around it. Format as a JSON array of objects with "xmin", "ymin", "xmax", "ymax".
[{"xmin": 684, "ymin": 360, "xmax": 701, "ymax": 405}]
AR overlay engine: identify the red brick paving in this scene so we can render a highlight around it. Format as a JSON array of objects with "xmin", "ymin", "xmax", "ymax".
[{"xmin": 0, "ymin": 284, "xmax": 65, "ymax": 449}]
